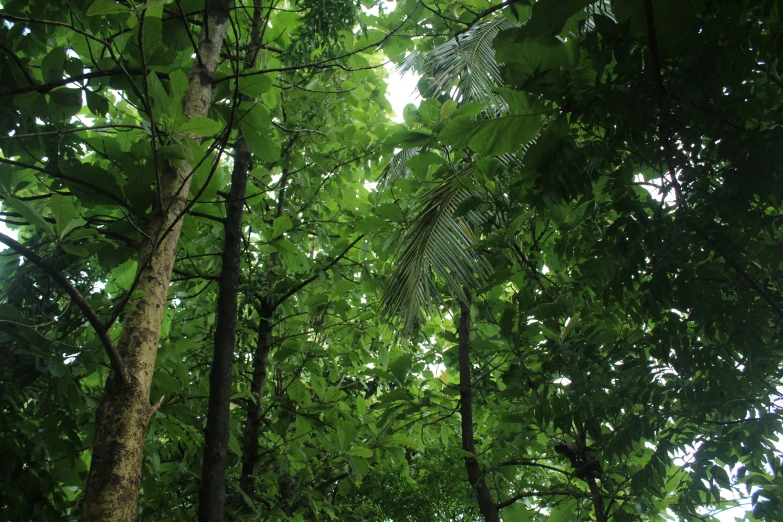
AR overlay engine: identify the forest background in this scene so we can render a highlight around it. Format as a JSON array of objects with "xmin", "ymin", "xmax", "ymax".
[{"xmin": 1, "ymin": 0, "xmax": 782, "ymax": 521}]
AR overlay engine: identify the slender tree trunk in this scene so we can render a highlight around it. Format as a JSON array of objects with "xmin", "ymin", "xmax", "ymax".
[
  {"xmin": 457, "ymin": 295, "xmax": 500, "ymax": 522},
  {"xmin": 239, "ymin": 307, "xmax": 273, "ymax": 497},
  {"xmin": 198, "ymin": 135, "xmax": 251, "ymax": 521},
  {"xmin": 81, "ymin": 3, "xmax": 231, "ymax": 521},
  {"xmin": 586, "ymin": 475, "xmax": 607, "ymax": 522},
  {"xmin": 239, "ymin": 162, "xmax": 289, "ymax": 501},
  {"xmin": 198, "ymin": 3, "xmax": 266, "ymax": 516}
]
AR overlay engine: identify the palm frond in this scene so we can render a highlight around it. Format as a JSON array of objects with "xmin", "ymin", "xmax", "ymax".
[
  {"xmin": 400, "ymin": 17, "xmax": 519, "ymax": 114},
  {"xmin": 381, "ymin": 174, "xmax": 492, "ymax": 332},
  {"xmin": 377, "ymin": 147, "xmax": 421, "ymax": 190}
]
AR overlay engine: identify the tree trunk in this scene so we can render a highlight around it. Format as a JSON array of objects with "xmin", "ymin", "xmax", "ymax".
[
  {"xmin": 198, "ymin": 2, "xmax": 264, "ymax": 519},
  {"xmin": 81, "ymin": 3, "xmax": 231, "ymax": 521},
  {"xmin": 457, "ymin": 296, "xmax": 500, "ymax": 522},
  {"xmin": 198, "ymin": 136, "xmax": 251, "ymax": 521},
  {"xmin": 239, "ymin": 306, "xmax": 273, "ymax": 499}
]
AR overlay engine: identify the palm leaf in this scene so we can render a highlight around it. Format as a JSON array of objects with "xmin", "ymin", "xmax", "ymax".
[
  {"xmin": 400, "ymin": 17, "xmax": 519, "ymax": 114},
  {"xmin": 381, "ymin": 172, "xmax": 491, "ymax": 332}
]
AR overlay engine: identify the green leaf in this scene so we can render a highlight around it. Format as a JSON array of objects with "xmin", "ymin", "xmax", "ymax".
[
  {"xmin": 48, "ymin": 195, "xmax": 77, "ymax": 240},
  {"xmin": 389, "ymin": 354, "xmax": 413, "ymax": 385},
  {"xmin": 86, "ymin": 91, "xmax": 109, "ymax": 116},
  {"xmin": 519, "ymin": 0, "xmax": 594, "ymax": 38},
  {"xmin": 86, "ymin": 0, "xmax": 130, "ymax": 16},
  {"xmin": 418, "ymin": 99, "xmax": 441, "ymax": 126},
  {"xmin": 384, "ymin": 129, "xmax": 432, "ymax": 149},
  {"xmin": 241, "ymin": 125, "xmax": 280, "ymax": 162},
  {"xmin": 48, "ymin": 88, "xmax": 83, "ymax": 121},
  {"xmin": 228, "ymin": 433, "xmax": 242, "ymax": 457},
  {"xmin": 438, "ymin": 115, "xmax": 476, "ymax": 149},
  {"xmin": 348, "ymin": 446, "xmax": 373, "ymax": 458},
  {"xmin": 452, "ymin": 102, "xmax": 485, "ymax": 118},
  {"xmin": 5, "ymin": 197, "xmax": 54, "ymax": 236},
  {"xmin": 356, "ymin": 216, "xmax": 388, "ymax": 233},
  {"xmin": 239, "ymin": 75, "xmax": 273, "ymax": 97},
  {"xmin": 270, "ymin": 216, "xmax": 293, "ymax": 239},
  {"xmin": 440, "ymin": 99, "xmax": 459, "ymax": 120},
  {"xmin": 179, "ymin": 116, "xmax": 222, "ymax": 137},
  {"xmin": 41, "ymin": 47, "xmax": 67, "ymax": 84},
  {"xmin": 467, "ymin": 114, "xmax": 543, "ymax": 155},
  {"xmin": 440, "ymin": 113, "xmax": 543, "ymax": 155},
  {"xmin": 404, "ymin": 151, "xmax": 444, "ymax": 175},
  {"xmin": 169, "ymin": 69, "xmax": 189, "ymax": 103}
]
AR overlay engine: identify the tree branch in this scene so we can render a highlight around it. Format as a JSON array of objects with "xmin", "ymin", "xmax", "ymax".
[
  {"xmin": 0, "ymin": 231, "xmax": 127, "ymax": 382},
  {"xmin": 271, "ymin": 234, "xmax": 365, "ymax": 309}
]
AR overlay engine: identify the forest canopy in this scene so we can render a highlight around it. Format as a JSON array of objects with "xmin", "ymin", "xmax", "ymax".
[{"xmin": 1, "ymin": 0, "xmax": 782, "ymax": 521}]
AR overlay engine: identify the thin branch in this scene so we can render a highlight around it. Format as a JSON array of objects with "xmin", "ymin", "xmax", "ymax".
[
  {"xmin": 0, "ymin": 231, "xmax": 127, "ymax": 382},
  {"xmin": 0, "ymin": 68, "xmax": 160, "ymax": 98},
  {"xmin": 0, "ymin": 157, "xmax": 130, "ymax": 209},
  {"xmin": 0, "ymin": 42, "xmax": 36, "ymax": 85},
  {"xmin": 496, "ymin": 490, "xmax": 585, "ymax": 510},
  {"xmin": 1, "ymin": 124, "xmax": 143, "ymax": 140},
  {"xmin": 271, "ymin": 235, "xmax": 365, "ymax": 309}
]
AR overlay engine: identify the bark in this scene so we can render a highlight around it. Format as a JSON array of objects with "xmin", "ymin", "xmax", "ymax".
[
  {"xmin": 81, "ymin": 3, "xmax": 231, "ymax": 521},
  {"xmin": 239, "ymin": 306, "xmax": 273, "ymax": 498},
  {"xmin": 198, "ymin": 136, "xmax": 251, "ymax": 521},
  {"xmin": 198, "ymin": 3, "xmax": 266, "ymax": 515},
  {"xmin": 586, "ymin": 475, "xmax": 607, "ymax": 522},
  {"xmin": 457, "ymin": 296, "xmax": 500, "ymax": 522}
]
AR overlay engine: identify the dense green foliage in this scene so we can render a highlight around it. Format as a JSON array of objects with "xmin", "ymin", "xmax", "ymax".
[{"xmin": 1, "ymin": 0, "xmax": 782, "ymax": 521}]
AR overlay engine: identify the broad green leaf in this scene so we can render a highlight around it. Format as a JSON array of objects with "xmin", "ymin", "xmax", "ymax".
[
  {"xmin": 169, "ymin": 69, "xmax": 189, "ymax": 103},
  {"xmin": 41, "ymin": 47, "xmax": 67, "ymax": 84},
  {"xmin": 389, "ymin": 354, "xmax": 413, "ymax": 385},
  {"xmin": 520, "ymin": 0, "xmax": 594, "ymax": 38},
  {"xmin": 348, "ymin": 446, "xmax": 373, "ymax": 458},
  {"xmin": 111, "ymin": 259, "xmax": 138, "ymax": 291},
  {"xmin": 86, "ymin": 91, "xmax": 109, "ymax": 116},
  {"xmin": 466, "ymin": 114, "xmax": 543, "ymax": 155},
  {"xmin": 48, "ymin": 88, "xmax": 83, "ymax": 120},
  {"xmin": 418, "ymin": 99, "xmax": 441, "ymax": 126},
  {"xmin": 179, "ymin": 116, "xmax": 222, "ymax": 137},
  {"xmin": 239, "ymin": 75, "xmax": 273, "ymax": 97},
  {"xmin": 440, "ymin": 113, "xmax": 542, "ymax": 155},
  {"xmin": 438, "ymin": 115, "xmax": 476, "ymax": 149},
  {"xmin": 48, "ymin": 195, "xmax": 80, "ymax": 240},
  {"xmin": 356, "ymin": 216, "xmax": 387, "ymax": 233},
  {"xmin": 384, "ymin": 129, "xmax": 432, "ymax": 149},
  {"xmin": 441, "ymin": 99, "xmax": 459, "ymax": 120},
  {"xmin": 270, "ymin": 216, "xmax": 293, "ymax": 239},
  {"xmin": 5, "ymin": 197, "xmax": 54, "ymax": 236},
  {"xmin": 240, "ymin": 125, "xmax": 280, "ymax": 161},
  {"xmin": 228, "ymin": 433, "xmax": 242, "ymax": 457}
]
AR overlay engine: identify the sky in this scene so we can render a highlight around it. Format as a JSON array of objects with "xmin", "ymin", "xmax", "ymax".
[{"xmin": 384, "ymin": 62, "xmax": 421, "ymax": 123}]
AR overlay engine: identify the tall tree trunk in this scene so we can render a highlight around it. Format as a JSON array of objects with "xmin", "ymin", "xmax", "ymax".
[
  {"xmin": 457, "ymin": 295, "xmax": 500, "ymax": 522},
  {"xmin": 239, "ymin": 307, "xmax": 273, "ymax": 498},
  {"xmin": 198, "ymin": 3, "xmax": 265, "ymax": 517},
  {"xmin": 198, "ymin": 135, "xmax": 251, "ymax": 521},
  {"xmin": 81, "ymin": 3, "xmax": 231, "ymax": 521}
]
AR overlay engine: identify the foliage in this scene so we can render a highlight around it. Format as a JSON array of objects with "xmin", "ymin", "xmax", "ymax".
[{"xmin": 1, "ymin": 0, "xmax": 783, "ymax": 521}]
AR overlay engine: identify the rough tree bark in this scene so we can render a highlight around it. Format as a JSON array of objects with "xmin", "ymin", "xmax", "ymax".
[
  {"xmin": 457, "ymin": 295, "xmax": 500, "ymax": 522},
  {"xmin": 81, "ymin": 2, "xmax": 231, "ymax": 521}
]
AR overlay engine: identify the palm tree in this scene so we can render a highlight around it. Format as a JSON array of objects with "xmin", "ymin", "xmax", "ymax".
[{"xmin": 379, "ymin": 17, "xmax": 520, "ymax": 333}]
